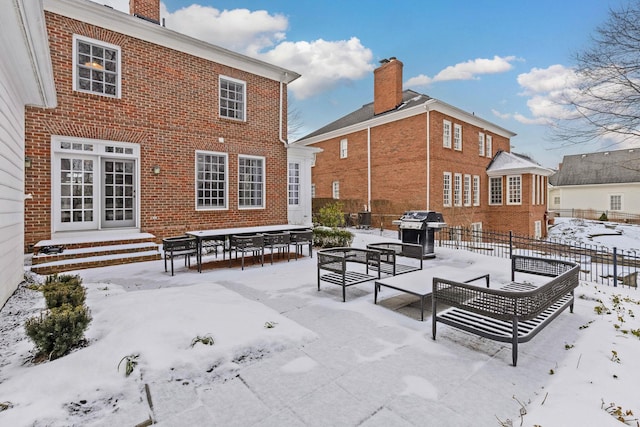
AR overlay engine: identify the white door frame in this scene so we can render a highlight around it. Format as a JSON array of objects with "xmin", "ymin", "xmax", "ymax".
[{"xmin": 51, "ymin": 136, "xmax": 140, "ymax": 235}]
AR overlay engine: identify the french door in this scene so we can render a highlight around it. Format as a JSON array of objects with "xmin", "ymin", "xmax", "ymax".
[{"xmin": 102, "ymin": 159, "xmax": 136, "ymax": 228}]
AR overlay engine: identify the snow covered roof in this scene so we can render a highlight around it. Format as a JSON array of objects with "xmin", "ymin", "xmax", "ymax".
[
  {"xmin": 486, "ymin": 150, "xmax": 553, "ymax": 177},
  {"xmin": 550, "ymin": 147, "xmax": 640, "ymax": 186}
]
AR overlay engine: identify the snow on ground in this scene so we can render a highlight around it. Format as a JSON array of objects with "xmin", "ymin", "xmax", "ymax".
[
  {"xmin": 549, "ymin": 217, "xmax": 640, "ymax": 252},
  {"xmin": 0, "ymin": 220, "xmax": 639, "ymax": 426}
]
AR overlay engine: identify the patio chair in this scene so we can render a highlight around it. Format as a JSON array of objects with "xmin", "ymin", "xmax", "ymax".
[
  {"xmin": 162, "ymin": 235, "xmax": 197, "ymax": 276},
  {"xmin": 229, "ymin": 234, "xmax": 265, "ymax": 270},
  {"xmin": 290, "ymin": 230, "xmax": 313, "ymax": 260},
  {"xmin": 264, "ymin": 232, "xmax": 291, "ymax": 264}
]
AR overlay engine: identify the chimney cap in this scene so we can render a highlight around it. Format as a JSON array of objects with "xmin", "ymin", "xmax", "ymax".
[{"xmin": 379, "ymin": 58, "xmax": 390, "ymax": 64}]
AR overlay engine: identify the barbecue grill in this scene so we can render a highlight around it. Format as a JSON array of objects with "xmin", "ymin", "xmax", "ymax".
[{"xmin": 398, "ymin": 210, "xmax": 446, "ymax": 258}]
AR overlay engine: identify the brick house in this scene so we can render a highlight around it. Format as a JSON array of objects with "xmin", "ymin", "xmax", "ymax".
[
  {"xmin": 294, "ymin": 58, "xmax": 551, "ymax": 238},
  {"xmin": 24, "ymin": 0, "xmax": 305, "ymax": 271}
]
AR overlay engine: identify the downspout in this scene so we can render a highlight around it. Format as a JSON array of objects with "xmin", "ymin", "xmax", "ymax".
[
  {"xmin": 426, "ymin": 106, "xmax": 430, "ymax": 209},
  {"xmin": 279, "ymin": 73, "xmax": 288, "ymax": 145},
  {"xmin": 367, "ymin": 126, "xmax": 371, "ymax": 211}
]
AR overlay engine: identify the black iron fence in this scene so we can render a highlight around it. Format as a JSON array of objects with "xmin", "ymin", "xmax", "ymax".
[
  {"xmin": 435, "ymin": 226, "xmax": 639, "ymax": 288},
  {"xmin": 551, "ymin": 209, "xmax": 640, "ymax": 224}
]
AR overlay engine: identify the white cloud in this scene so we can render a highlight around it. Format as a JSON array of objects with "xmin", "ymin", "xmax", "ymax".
[
  {"xmin": 517, "ymin": 64, "xmax": 579, "ymax": 95},
  {"xmin": 405, "ymin": 55, "xmax": 517, "ymax": 88},
  {"xmin": 491, "ymin": 109, "xmax": 511, "ymax": 120}
]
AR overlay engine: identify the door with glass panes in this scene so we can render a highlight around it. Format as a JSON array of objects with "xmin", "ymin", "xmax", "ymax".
[{"xmin": 102, "ymin": 159, "xmax": 135, "ymax": 228}]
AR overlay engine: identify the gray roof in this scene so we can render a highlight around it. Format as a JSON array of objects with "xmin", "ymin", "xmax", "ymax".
[
  {"xmin": 551, "ymin": 148, "xmax": 640, "ymax": 186},
  {"xmin": 298, "ymin": 90, "xmax": 430, "ymax": 140}
]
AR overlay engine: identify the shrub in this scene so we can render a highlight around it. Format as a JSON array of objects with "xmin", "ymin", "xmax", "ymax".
[
  {"xmin": 599, "ymin": 212, "xmax": 609, "ymax": 221},
  {"xmin": 42, "ymin": 274, "xmax": 86, "ymax": 309},
  {"xmin": 316, "ymin": 202, "xmax": 345, "ymax": 228},
  {"xmin": 25, "ymin": 304, "xmax": 92, "ymax": 360},
  {"xmin": 313, "ymin": 227, "xmax": 354, "ymax": 248}
]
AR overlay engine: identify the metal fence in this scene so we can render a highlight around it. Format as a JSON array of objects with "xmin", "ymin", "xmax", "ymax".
[
  {"xmin": 435, "ymin": 226, "xmax": 639, "ymax": 288},
  {"xmin": 551, "ymin": 209, "xmax": 640, "ymax": 224}
]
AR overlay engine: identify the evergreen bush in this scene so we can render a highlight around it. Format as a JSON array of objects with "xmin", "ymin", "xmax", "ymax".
[
  {"xmin": 25, "ymin": 304, "xmax": 92, "ymax": 360},
  {"xmin": 42, "ymin": 274, "xmax": 86, "ymax": 309},
  {"xmin": 313, "ymin": 227, "xmax": 354, "ymax": 248},
  {"xmin": 316, "ymin": 202, "xmax": 345, "ymax": 228},
  {"xmin": 599, "ymin": 212, "xmax": 609, "ymax": 221}
]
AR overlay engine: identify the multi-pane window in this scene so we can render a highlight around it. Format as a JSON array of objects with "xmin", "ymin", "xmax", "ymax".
[
  {"xmin": 453, "ymin": 124, "xmax": 462, "ymax": 151},
  {"xmin": 60, "ymin": 158, "xmax": 94, "ymax": 223},
  {"xmin": 478, "ymin": 133, "xmax": 485, "ymax": 156},
  {"xmin": 311, "ymin": 184, "xmax": 316, "ymax": 198},
  {"xmin": 220, "ymin": 76, "xmax": 246, "ymax": 120},
  {"xmin": 610, "ymin": 194, "xmax": 622, "ymax": 211},
  {"xmin": 196, "ymin": 152, "xmax": 227, "ymax": 209},
  {"xmin": 454, "ymin": 173, "xmax": 462, "ymax": 206},
  {"xmin": 473, "ymin": 175, "xmax": 480, "ymax": 206},
  {"xmin": 507, "ymin": 175, "xmax": 522, "ymax": 205},
  {"xmin": 74, "ymin": 35, "xmax": 120, "ymax": 97},
  {"xmin": 554, "ymin": 196, "xmax": 560, "ymax": 205},
  {"xmin": 486, "ymin": 135, "xmax": 493, "ymax": 157},
  {"xmin": 288, "ymin": 162, "xmax": 300, "ymax": 205},
  {"xmin": 489, "ymin": 177, "xmax": 502, "ymax": 205},
  {"xmin": 332, "ymin": 181, "xmax": 340, "ymax": 199},
  {"xmin": 238, "ymin": 156, "xmax": 264, "ymax": 208},
  {"xmin": 463, "ymin": 174, "xmax": 471, "ymax": 206},
  {"xmin": 443, "ymin": 172, "xmax": 452, "ymax": 206},
  {"xmin": 340, "ymin": 139, "xmax": 348, "ymax": 158},
  {"xmin": 443, "ymin": 120, "xmax": 452, "ymax": 148}
]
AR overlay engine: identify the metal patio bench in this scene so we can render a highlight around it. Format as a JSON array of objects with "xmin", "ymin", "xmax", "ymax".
[
  {"xmin": 366, "ymin": 242, "xmax": 423, "ymax": 275},
  {"xmin": 432, "ymin": 255, "xmax": 580, "ymax": 366},
  {"xmin": 317, "ymin": 247, "xmax": 381, "ymax": 302}
]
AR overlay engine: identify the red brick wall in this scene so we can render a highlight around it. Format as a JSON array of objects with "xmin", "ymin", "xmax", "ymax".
[
  {"xmin": 24, "ymin": 12, "xmax": 289, "ymax": 250},
  {"xmin": 374, "ymin": 59, "xmax": 403, "ymax": 115},
  {"xmin": 130, "ymin": 0, "xmax": 160, "ymax": 22}
]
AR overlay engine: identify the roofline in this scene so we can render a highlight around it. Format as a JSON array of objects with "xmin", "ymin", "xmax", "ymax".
[
  {"xmin": 486, "ymin": 166, "xmax": 554, "ymax": 177},
  {"xmin": 43, "ymin": 0, "xmax": 301, "ymax": 84},
  {"xmin": 295, "ymin": 97, "xmax": 516, "ymax": 146}
]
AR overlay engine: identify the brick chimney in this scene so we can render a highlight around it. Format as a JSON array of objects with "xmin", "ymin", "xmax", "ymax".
[
  {"xmin": 130, "ymin": 0, "xmax": 160, "ymax": 24},
  {"xmin": 374, "ymin": 57, "xmax": 404, "ymax": 115}
]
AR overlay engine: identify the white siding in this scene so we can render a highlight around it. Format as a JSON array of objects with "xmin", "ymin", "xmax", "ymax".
[
  {"xmin": 548, "ymin": 183, "xmax": 640, "ymax": 215},
  {"xmin": 1, "ymin": 1, "xmax": 56, "ymax": 307},
  {"xmin": 286, "ymin": 146, "xmax": 317, "ymax": 226}
]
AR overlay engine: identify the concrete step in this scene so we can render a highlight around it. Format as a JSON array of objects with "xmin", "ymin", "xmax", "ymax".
[{"xmin": 30, "ymin": 250, "xmax": 161, "ymax": 276}]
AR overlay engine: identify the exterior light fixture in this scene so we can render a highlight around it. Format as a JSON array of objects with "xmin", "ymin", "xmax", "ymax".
[
  {"xmin": 152, "ymin": 165, "xmax": 161, "ymax": 175},
  {"xmin": 25, "ymin": 156, "xmax": 32, "ymax": 168}
]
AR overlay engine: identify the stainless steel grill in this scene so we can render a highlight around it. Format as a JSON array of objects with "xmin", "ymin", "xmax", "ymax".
[{"xmin": 398, "ymin": 210, "xmax": 446, "ymax": 258}]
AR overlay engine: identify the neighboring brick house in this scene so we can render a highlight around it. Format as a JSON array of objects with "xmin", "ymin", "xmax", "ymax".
[
  {"xmin": 24, "ymin": 0, "xmax": 302, "ymax": 262},
  {"xmin": 294, "ymin": 58, "xmax": 552, "ymax": 238},
  {"xmin": 548, "ymin": 148, "xmax": 640, "ymax": 219}
]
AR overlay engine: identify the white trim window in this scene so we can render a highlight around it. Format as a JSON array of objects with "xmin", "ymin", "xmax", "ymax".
[
  {"xmin": 443, "ymin": 172, "xmax": 452, "ymax": 207},
  {"xmin": 238, "ymin": 155, "xmax": 264, "ymax": 208},
  {"xmin": 73, "ymin": 35, "xmax": 121, "ymax": 98},
  {"xmin": 311, "ymin": 183, "xmax": 316, "ymax": 198},
  {"xmin": 454, "ymin": 173, "xmax": 462, "ymax": 207},
  {"xmin": 332, "ymin": 181, "xmax": 340, "ymax": 199},
  {"xmin": 610, "ymin": 194, "xmax": 622, "ymax": 211},
  {"xmin": 507, "ymin": 175, "xmax": 522, "ymax": 205},
  {"xmin": 489, "ymin": 176, "xmax": 502, "ymax": 205},
  {"xmin": 554, "ymin": 196, "xmax": 560, "ymax": 205},
  {"xmin": 443, "ymin": 120, "xmax": 452, "ymax": 148},
  {"xmin": 463, "ymin": 174, "xmax": 471, "ymax": 206},
  {"xmin": 196, "ymin": 151, "xmax": 228, "ymax": 210},
  {"xmin": 478, "ymin": 132, "xmax": 485, "ymax": 156},
  {"xmin": 453, "ymin": 124, "xmax": 462, "ymax": 151},
  {"xmin": 340, "ymin": 138, "xmax": 348, "ymax": 158},
  {"xmin": 473, "ymin": 175, "xmax": 480, "ymax": 206},
  {"xmin": 220, "ymin": 76, "xmax": 246, "ymax": 121},
  {"xmin": 288, "ymin": 162, "xmax": 300, "ymax": 206},
  {"xmin": 486, "ymin": 135, "xmax": 493, "ymax": 157}
]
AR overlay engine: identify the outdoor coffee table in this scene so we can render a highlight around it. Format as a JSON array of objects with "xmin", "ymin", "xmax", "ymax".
[{"xmin": 374, "ymin": 266, "xmax": 489, "ymax": 321}]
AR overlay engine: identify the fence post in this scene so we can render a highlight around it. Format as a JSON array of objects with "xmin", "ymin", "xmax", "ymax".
[
  {"xmin": 613, "ymin": 247, "xmax": 618, "ymax": 287},
  {"xmin": 509, "ymin": 231, "xmax": 513, "ymax": 259}
]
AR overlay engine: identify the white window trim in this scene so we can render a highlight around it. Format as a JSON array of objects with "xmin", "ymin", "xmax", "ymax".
[
  {"xmin": 489, "ymin": 176, "xmax": 502, "ymax": 206},
  {"xmin": 443, "ymin": 172, "xmax": 452, "ymax": 207},
  {"xmin": 486, "ymin": 135, "xmax": 493, "ymax": 158},
  {"xmin": 288, "ymin": 162, "xmax": 300, "ymax": 206},
  {"xmin": 478, "ymin": 132, "xmax": 485, "ymax": 156},
  {"xmin": 506, "ymin": 175, "xmax": 522, "ymax": 205},
  {"xmin": 219, "ymin": 75, "xmax": 247, "ymax": 121},
  {"xmin": 453, "ymin": 124, "xmax": 462, "ymax": 151},
  {"xmin": 463, "ymin": 174, "xmax": 471, "ymax": 206},
  {"xmin": 72, "ymin": 34, "xmax": 121, "ymax": 98},
  {"xmin": 340, "ymin": 138, "xmax": 348, "ymax": 159},
  {"xmin": 454, "ymin": 173, "xmax": 462, "ymax": 207},
  {"xmin": 610, "ymin": 194, "xmax": 623, "ymax": 211},
  {"xmin": 311, "ymin": 183, "xmax": 316, "ymax": 198},
  {"xmin": 473, "ymin": 175, "xmax": 480, "ymax": 206},
  {"xmin": 195, "ymin": 150, "xmax": 229, "ymax": 211},
  {"xmin": 332, "ymin": 181, "xmax": 340, "ymax": 199},
  {"xmin": 238, "ymin": 154, "xmax": 265, "ymax": 209},
  {"xmin": 443, "ymin": 120, "xmax": 452, "ymax": 148}
]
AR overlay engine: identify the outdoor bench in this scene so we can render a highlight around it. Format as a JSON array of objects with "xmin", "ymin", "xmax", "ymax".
[
  {"xmin": 366, "ymin": 242, "xmax": 423, "ymax": 275},
  {"xmin": 432, "ymin": 255, "xmax": 580, "ymax": 366},
  {"xmin": 317, "ymin": 247, "xmax": 381, "ymax": 302}
]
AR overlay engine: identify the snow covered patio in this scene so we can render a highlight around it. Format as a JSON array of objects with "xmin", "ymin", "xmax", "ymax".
[{"xmin": 1, "ymin": 226, "xmax": 639, "ymax": 426}]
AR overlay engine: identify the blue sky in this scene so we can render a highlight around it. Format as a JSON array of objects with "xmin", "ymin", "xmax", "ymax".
[{"xmin": 96, "ymin": 0, "xmax": 630, "ymax": 168}]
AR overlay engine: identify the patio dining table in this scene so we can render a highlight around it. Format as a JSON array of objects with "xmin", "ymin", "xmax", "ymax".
[{"xmin": 186, "ymin": 224, "xmax": 311, "ymax": 272}]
